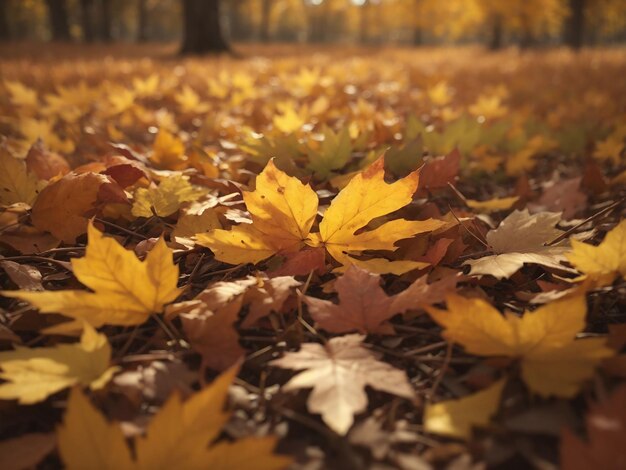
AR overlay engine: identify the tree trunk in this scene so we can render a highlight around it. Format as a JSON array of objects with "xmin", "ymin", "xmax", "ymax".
[
  {"xmin": 180, "ymin": 0, "xmax": 230, "ymax": 55},
  {"xmin": 0, "ymin": 0, "xmax": 10, "ymax": 41},
  {"xmin": 80, "ymin": 0, "xmax": 95, "ymax": 43},
  {"xmin": 489, "ymin": 15, "xmax": 503, "ymax": 50},
  {"xmin": 137, "ymin": 0, "xmax": 148, "ymax": 42},
  {"xmin": 260, "ymin": 0, "xmax": 271, "ymax": 42},
  {"xmin": 100, "ymin": 0, "xmax": 112, "ymax": 42},
  {"xmin": 45, "ymin": 0, "xmax": 72, "ymax": 41},
  {"xmin": 565, "ymin": 0, "xmax": 585, "ymax": 50}
]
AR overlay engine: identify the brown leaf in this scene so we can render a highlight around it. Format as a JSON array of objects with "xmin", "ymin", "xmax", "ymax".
[
  {"xmin": 0, "ymin": 259, "xmax": 43, "ymax": 290},
  {"xmin": 268, "ymin": 247, "xmax": 326, "ymax": 278},
  {"xmin": 0, "ymin": 226, "xmax": 60, "ymax": 254},
  {"xmin": 31, "ymin": 172, "xmax": 118, "ymax": 243},
  {"xmin": 25, "ymin": 140, "xmax": 70, "ymax": 180},
  {"xmin": 536, "ymin": 178, "xmax": 586, "ymax": 220},
  {"xmin": 0, "ymin": 432, "xmax": 56, "ymax": 470},
  {"xmin": 305, "ymin": 265, "xmax": 459, "ymax": 334},
  {"xmin": 416, "ymin": 148, "xmax": 461, "ymax": 195},
  {"xmin": 561, "ymin": 385, "xmax": 626, "ymax": 470}
]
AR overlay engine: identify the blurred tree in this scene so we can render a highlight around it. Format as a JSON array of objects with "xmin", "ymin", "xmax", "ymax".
[
  {"xmin": 137, "ymin": 0, "xmax": 148, "ymax": 41},
  {"xmin": 45, "ymin": 0, "xmax": 71, "ymax": 41},
  {"xmin": 180, "ymin": 0, "xmax": 229, "ymax": 54},
  {"xmin": 100, "ymin": 0, "xmax": 112, "ymax": 41},
  {"xmin": 0, "ymin": 0, "xmax": 9, "ymax": 41},
  {"xmin": 260, "ymin": 0, "xmax": 271, "ymax": 41},
  {"xmin": 80, "ymin": 0, "xmax": 95, "ymax": 42}
]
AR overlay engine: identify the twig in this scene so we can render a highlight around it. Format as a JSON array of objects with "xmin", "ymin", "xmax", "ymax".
[
  {"xmin": 545, "ymin": 197, "xmax": 625, "ymax": 246},
  {"xmin": 429, "ymin": 342, "xmax": 453, "ymax": 397},
  {"xmin": 94, "ymin": 217, "xmax": 149, "ymax": 240},
  {"xmin": 448, "ymin": 204, "xmax": 490, "ymax": 250}
]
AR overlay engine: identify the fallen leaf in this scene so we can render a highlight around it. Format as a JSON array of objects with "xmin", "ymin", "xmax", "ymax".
[
  {"xmin": 464, "ymin": 210, "xmax": 573, "ymax": 279},
  {"xmin": 0, "ymin": 433, "xmax": 56, "ymax": 470},
  {"xmin": 132, "ymin": 174, "xmax": 207, "ymax": 218},
  {"xmin": 0, "ymin": 259, "xmax": 43, "ymax": 290},
  {"xmin": 567, "ymin": 219, "xmax": 626, "ymax": 286},
  {"xmin": 427, "ymin": 294, "xmax": 613, "ymax": 397},
  {"xmin": 197, "ymin": 159, "xmax": 318, "ymax": 263},
  {"xmin": 31, "ymin": 172, "xmax": 116, "ymax": 243},
  {"xmin": 150, "ymin": 129, "xmax": 187, "ymax": 170},
  {"xmin": 0, "ymin": 144, "xmax": 45, "ymax": 206},
  {"xmin": 271, "ymin": 334, "xmax": 415, "ymax": 434},
  {"xmin": 2, "ymin": 222, "xmax": 181, "ymax": 327},
  {"xmin": 24, "ymin": 140, "xmax": 70, "ymax": 180},
  {"xmin": 0, "ymin": 324, "xmax": 117, "ymax": 404},
  {"xmin": 560, "ymin": 385, "xmax": 626, "ymax": 470},
  {"xmin": 57, "ymin": 365, "xmax": 291, "ymax": 470},
  {"xmin": 424, "ymin": 379, "xmax": 505, "ymax": 440},
  {"xmin": 466, "ymin": 196, "xmax": 519, "ymax": 213},
  {"xmin": 311, "ymin": 156, "xmax": 445, "ymax": 273},
  {"xmin": 305, "ymin": 265, "xmax": 458, "ymax": 334}
]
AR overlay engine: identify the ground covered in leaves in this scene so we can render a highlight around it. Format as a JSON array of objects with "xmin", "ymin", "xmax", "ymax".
[{"xmin": 0, "ymin": 44, "xmax": 625, "ymax": 469}]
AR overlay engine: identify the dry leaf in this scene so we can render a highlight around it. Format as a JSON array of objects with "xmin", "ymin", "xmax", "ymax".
[
  {"xmin": 427, "ymin": 294, "xmax": 613, "ymax": 397},
  {"xmin": 0, "ymin": 433, "xmax": 56, "ymax": 470},
  {"xmin": 464, "ymin": 210, "xmax": 573, "ymax": 279},
  {"xmin": 424, "ymin": 379, "xmax": 505, "ymax": 440},
  {"xmin": 0, "ymin": 324, "xmax": 117, "ymax": 404},
  {"xmin": 2, "ymin": 222, "xmax": 181, "ymax": 327},
  {"xmin": 271, "ymin": 334, "xmax": 415, "ymax": 434}
]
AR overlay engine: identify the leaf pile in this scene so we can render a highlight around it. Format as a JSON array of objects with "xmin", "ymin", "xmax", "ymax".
[{"xmin": 0, "ymin": 46, "xmax": 625, "ymax": 469}]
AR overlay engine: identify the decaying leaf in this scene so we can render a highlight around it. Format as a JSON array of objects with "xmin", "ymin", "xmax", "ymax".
[
  {"xmin": 464, "ymin": 210, "xmax": 573, "ymax": 279},
  {"xmin": 271, "ymin": 334, "xmax": 415, "ymax": 435},
  {"xmin": 0, "ymin": 324, "xmax": 117, "ymax": 404},
  {"xmin": 2, "ymin": 221, "xmax": 181, "ymax": 327},
  {"xmin": 427, "ymin": 294, "xmax": 613, "ymax": 397}
]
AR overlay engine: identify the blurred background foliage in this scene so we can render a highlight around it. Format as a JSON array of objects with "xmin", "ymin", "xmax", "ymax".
[{"xmin": 1, "ymin": 0, "xmax": 625, "ymax": 52}]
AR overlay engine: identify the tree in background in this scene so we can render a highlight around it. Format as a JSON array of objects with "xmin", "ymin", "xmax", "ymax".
[
  {"xmin": 45, "ymin": 0, "xmax": 71, "ymax": 41},
  {"xmin": 180, "ymin": 0, "xmax": 229, "ymax": 54}
]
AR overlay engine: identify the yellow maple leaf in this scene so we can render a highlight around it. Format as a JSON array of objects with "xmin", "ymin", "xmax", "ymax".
[
  {"xmin": 197, "ymin": 158, "xmax": 443, "ymax": 274},
  {"xmin": 311, "ymin": 157, "xmax": 445, "ymax": 273},
  {"xmin": 4, "ymin": 80, "xmax": 38, "ymax": 108},
  {"xmin": 568, "ymin": 220, "xmax": 626, "ymax": 286},
  {"xmin": 1, "ymin": 222, "xmax": 181, "ymax": 327},
  {"xmin": 150, "ymin": 129, "xmax": 187, "ymax": 170},
  {"xmin": 273, "ymin": 105, "xmax": 306, "ymax": 134},
  {"xmin": 19, "ymin": 118, "xmax": 75, "ymax": 154},
  {"xmin": 468, "ymin": 94, "xmax": 508, "ymax": 120},
  {"xmin": 174, "ymin": 85, "xmax": 210, "ymax": 114},
  {"xmin": 424, "ymin": 379, "xmax": 506, "ymax": 440},
  {"xmin": 132, "ymin": 175, "xmax": 207, "ymax": 218},
  {"xmin": 57, "ymin": 365, "xmax": 291, "ymax": 470},
  {"xmin": 196, "ymin": 159, "xmax": 318, "ymax": 263},
  {"xmin": 0, "ymin": 324, "xmax": 117, "ymax": 404},
  {"xmin": 427, "ymin": 294, "xmax": 613, "ymax": 397},
  {"xmin": 0, "ymin": 146, "xmax": 45, "ymax": 206},
  {"xmin": 593, "ymin": 136, "xmax": 623, "ymax": 165}
]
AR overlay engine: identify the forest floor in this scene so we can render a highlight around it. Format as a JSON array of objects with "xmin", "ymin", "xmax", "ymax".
[{"xmin": 0, "ymin": 44, "xmax": 625, "ymax": 469}]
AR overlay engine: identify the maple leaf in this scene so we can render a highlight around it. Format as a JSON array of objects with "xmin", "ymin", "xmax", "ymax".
[
  {"xmin": 0, "ymin": 324, "xmax": 117, "ymax": 404},
  {"xmin": 310, "ymin": 156, "xmax": 445, "ymax": 273},
  {"xmin": 305, "ymin": 265, "xmax": 458, "ymax": 334},
  {"xmin": 427, "ymin": 294, "xmax": 613, "ymax": 397},
  {"xmin": 57, "ymin": 365, "xmax": 291, "ymax": 470},
  {"xmin": 560, "ymin": 384, "xmax": 626, "ymax": 470},
  {"xmin": 567, "ymin": 220, "xmax": 626, "ymax": 286},
  {"xmin": 424, "ymin": 379, "xmax": 506, "ymax": 440},
  {"xmin": 306, "ymin": 126, "xmax": 352, "ymax": 179},
  {"xmin": 464, "ymin": 210, "xmax": 573, "ymax": 279},
  {"xmin": 0, "ymin": 145, "xmax": 45, "ymax": 206},
  {"xmin": 196, "ymin": 159, "xmax": 318, "ymax": 263},
  {"xmin": 150, "ymin": 129, "xmax": 187, "ymax": 170},
  {"xmin": 2, "ymin": 222, "xmax": 181, "ymax": 327},
  {"xmin": 132, "ymin": 175, "xmax": 206, "ymax": 218},
  {"xmin": 31, "ymin": 172, "xmax": 124, "ymax": 243},
  {"xmin": 198, "ymin": 158, "xmax": 443, "ymax": 273},
  {"xmin": 4, "ymin": 80, "xmax": 38, "ymax": 108},
  {"xmin": 271, "ymin": 334, "xmax": 415, "ymax": 434}
]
